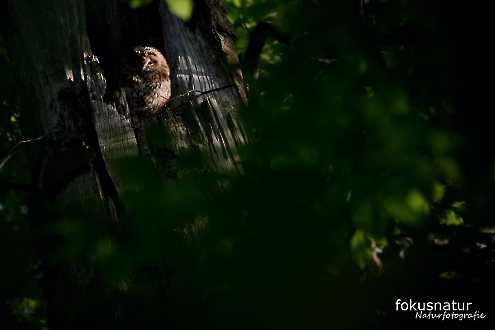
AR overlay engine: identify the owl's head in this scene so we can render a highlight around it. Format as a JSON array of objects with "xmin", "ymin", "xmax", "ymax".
[{"xmin": 128, "ymin": 46, "xmax": 169, "ymax": 76}]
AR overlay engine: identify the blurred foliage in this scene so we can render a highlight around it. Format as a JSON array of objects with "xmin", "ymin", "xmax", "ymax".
[
  {"xmin": 1, "ymin": 0, "xmax": 494, "ymax": 329},
  {"xmin": 165, "ymin": 0, "xmax": 193, "ymax": 20},
  {"xmin": 129, "ymin": 0, "xmax": 194, "ymax": 20},
  {"xmin": 128, "ymin": 0, "xmax": 154, "ymax": 9},
  {"xmin": 1, "ymin": 32, "xmax": 41, "ymax": 328}
]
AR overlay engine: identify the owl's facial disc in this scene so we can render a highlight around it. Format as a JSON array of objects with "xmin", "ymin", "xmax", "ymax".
[
  {"xmin": 143, "ymin": 55, "xmax": 160, "ymax": 71},
  {"xmin": 142, "ymin": 58, "xmax": 150, "ymax": 70}
]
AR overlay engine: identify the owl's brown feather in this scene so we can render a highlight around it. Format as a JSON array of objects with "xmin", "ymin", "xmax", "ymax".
[
  {"xmin": 112, "ymin": 46, "xmax": 172, "ymax": 155},
  {"xmin": 120, "ymin": 46, "xmax": 171, "ymax": 115}
]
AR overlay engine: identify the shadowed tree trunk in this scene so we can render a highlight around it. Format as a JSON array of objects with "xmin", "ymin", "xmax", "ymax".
[{"xmin": 6, "ymin": 0, "xmax": 246, "ymax": 328}]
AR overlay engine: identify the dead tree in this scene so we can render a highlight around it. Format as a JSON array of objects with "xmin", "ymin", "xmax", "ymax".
[{"xmin": 6, "ymin": 0, "xmax": 246, "ymax": 327}]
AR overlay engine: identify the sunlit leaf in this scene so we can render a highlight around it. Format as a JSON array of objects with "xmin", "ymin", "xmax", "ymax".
[
  {"xmin": 385, "ymin": 190, "xmax": 429, "ymax": 226},
  {"xmin": 440, "ymin": 210, "xmax": 464, "ymax": 226},
  {"xmin": 406, "ymin": 190, "xmax": 429, "ymax": 214},
  {"xmin": 165, "ymin": 0, "xmax": 194, "ymax": 20}
]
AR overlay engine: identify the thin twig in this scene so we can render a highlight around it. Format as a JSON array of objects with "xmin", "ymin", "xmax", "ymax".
[
  {"xmin": 165, "ymin": 83, "xmax": 237, "ymax": 112},
  {"xmin": 196, "ymin": 83, "xmax": 237, "ymax": 97},
  {"xmin": 0, "ymin": 135, "xmax": 47, "ymax": 171}
]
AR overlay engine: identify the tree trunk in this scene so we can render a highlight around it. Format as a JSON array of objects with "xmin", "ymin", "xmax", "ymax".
[{"xmin": 6, "ymin": 0, "xmax": 245, "ymax": 327}]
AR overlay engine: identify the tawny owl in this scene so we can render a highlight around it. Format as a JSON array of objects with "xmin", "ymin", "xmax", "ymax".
[
  {"xmin": 119, "ymin": 46, "xmax": 171, "ymax": 115},
  {"xmin": 114, "ymin": 46, "xmax": 171, "ymax": 154}
]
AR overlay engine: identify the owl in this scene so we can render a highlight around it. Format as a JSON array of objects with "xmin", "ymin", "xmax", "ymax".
[
  {"xmin": 119, "ymin": 46, "xmax": 171, "ymax": 116},
  {"xmin": 113, "ymin": 46, "xmax": 172, "ymax": 154}
]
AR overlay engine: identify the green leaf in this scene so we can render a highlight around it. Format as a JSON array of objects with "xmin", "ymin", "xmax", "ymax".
[
  {"xmin": 440, "ymin": 210, "xmax": 464, "ymax": 226},
  {"xmin": 351, "ymin": 230, "xmax": 371, "ymax": 269},
  {"xmin": 165, "ymin": 0, "xmax": 194, "ymax": 21},
  {"xmin": 129, "ymin": 0, "xmax": 153, "ymax": 9},
  {"xmin": 406, "ymin": 190, "xmax": 429, "ymax": 214},
  {"xmin": 451, "ymin": 201, "xmax": 466, "ymax": 212},
  {"xmin": 432, "ymin": 182, "xmax": 445, "ymax": 203},
  {"xmin": 384, "ymin": 190, "xmax": 430, "ymax": 226}
]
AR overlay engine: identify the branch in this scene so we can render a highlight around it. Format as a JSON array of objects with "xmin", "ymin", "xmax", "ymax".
[
  {"xmin": 145, "ymin": 83, "xmax": 237, "ymax": 117},
  {"xmin": 0, "ymin": 135, "xmax": 47, "ymax": 171}
]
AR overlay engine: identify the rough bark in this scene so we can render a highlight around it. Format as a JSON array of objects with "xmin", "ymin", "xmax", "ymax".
[
  {"xmin": 157, "ymin": 1, "xmax": 247, "ymax": 172},
  {"xmin": 85, "ymin": 0, "xmax": 248, "ymax": 176}
]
